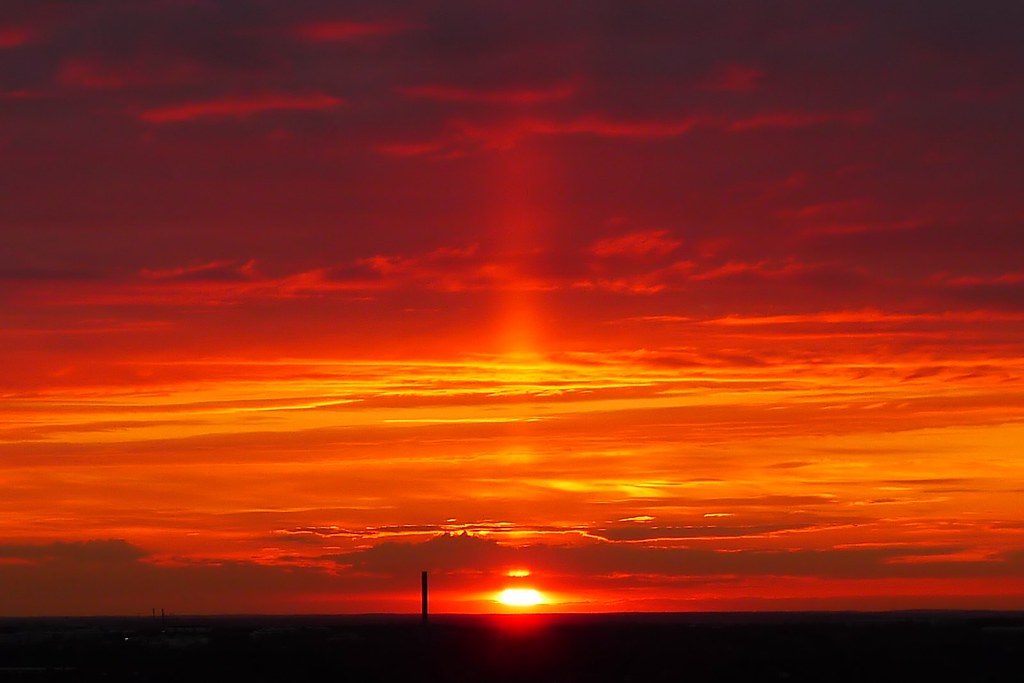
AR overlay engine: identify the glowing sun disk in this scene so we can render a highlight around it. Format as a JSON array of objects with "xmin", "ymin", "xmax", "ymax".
[{"xmin": 497, "ymin": 588, "xmax": 544, "ymax": 607}]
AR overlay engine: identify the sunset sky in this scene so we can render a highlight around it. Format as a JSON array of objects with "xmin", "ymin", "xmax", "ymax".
[{"xmin": 2, "ymin": 1, "xmax": 1024, "ymax": 616}]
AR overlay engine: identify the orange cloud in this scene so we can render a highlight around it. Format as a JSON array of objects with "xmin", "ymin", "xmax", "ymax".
[{"xmin": 702, "ymin": 309, "xmax": 1024, "ymax": 326}]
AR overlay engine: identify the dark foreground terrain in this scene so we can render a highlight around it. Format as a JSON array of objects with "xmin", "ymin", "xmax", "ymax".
[{"xmin": 1, "ymin": 611, "xmax": 1021, "ymax": 682}]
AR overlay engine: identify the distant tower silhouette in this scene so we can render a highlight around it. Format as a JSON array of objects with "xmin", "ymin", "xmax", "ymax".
[{"xmin": 421, "ymin": 571, "xmax": 429, "ymax": 624}]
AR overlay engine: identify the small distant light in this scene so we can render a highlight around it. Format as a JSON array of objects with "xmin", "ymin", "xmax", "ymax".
[{"xmin": 507, "ymin": 568, "xmax": 531, "ymax": 577}]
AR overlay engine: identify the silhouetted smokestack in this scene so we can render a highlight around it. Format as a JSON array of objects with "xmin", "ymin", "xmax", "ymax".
[{"xmin": 421, "ymin": 571, "xmax": 428, "ymax": 624}]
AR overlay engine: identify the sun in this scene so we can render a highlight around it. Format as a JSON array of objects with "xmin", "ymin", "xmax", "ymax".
[{"xmin": 496, "ymin": 588, "xmax": 544, "ymax": 608}]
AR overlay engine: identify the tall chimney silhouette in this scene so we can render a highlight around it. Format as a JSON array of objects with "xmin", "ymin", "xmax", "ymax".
[{"xmin": 421, "ymin": 571, "xmax": 429, "ymax": 624}]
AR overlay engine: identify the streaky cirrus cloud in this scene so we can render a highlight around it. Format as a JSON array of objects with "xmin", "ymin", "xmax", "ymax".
[
  {"xmin": 398, "ymin": 81, "xmax": 579, "ymax": 104},
  {"xmin": 292, "ymin": 19, "xmax": 416, "ymax": 42},
  {"xmin": 0, "ymin": 539, "xmax": 149, "ymax": 563},
  {"xmin": 375, "ymin": 108, "xmax": 871, "ymax": 156},
  {"xmin": 57, "ymin": 56, "xmax": 202, "ymax": 90},
  {"xmin": 728, "ymin": 110, "xmax": 873, "ymax": 131},
  {"xmin": 140, "ymin": 93, "xmax": 343, "ymax": 123},
  {"xmin": 590, "ymin": 230, "xmax": 682, "ymax": 258}
]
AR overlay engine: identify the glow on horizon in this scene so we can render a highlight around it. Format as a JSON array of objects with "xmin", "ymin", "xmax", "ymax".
[{"xmin": 497, "ymin": 588, "xmax": 545, "ymax": 608}]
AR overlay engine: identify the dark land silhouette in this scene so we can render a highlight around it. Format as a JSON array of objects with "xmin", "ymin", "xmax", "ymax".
[{"xmin": 1, "ymin": 611, "xmax": 1021, "ymax": 682}]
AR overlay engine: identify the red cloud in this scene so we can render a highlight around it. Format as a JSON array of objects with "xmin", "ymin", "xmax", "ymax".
[
  {"xmin": 944, "ymin": 271, "xmax": 1024, "ymax": 287},
  {"xmin": 375, "ymin": 106, "xmax": 872, "ymax": 156},
  {"xmin": 58, "ymin": 59, "xmax": 131, "ymax": 89},
  {"xmin": 58, "ymin": 58, "xmax": 200, "ymax": 90},
  {"xmin": 140, "ymin": 93, "xmax": 343, "ymax": 123},
  {"xmin": 590, "ymin": 230, "xmax": 681, "ymax": 258},
  {"xmin": 531, "ymin": 116, "xmax": 706, "ymax": 139},
  {"xmin": 0, "ymin": 25, "xmax": 35, "ymax": 49},
  {"xmin": 375, "ymin": 115, "xmax": 707, "ymax": 156},
  {"xmin": 373, "ymin": 141, "xmax": 447, "ymax": 158},
  {"xmin": 140, "ymin": 260, "xmax": 257, "ymax": 282},
  {"xmin": 343, "ymin": 244, "xmax": 557, "ymax": 293},
  {"xmin": 699, "ymin": 64, "xmax": 764, "ymax": 92},
  {"xmin": 689, "ymin": 260, "xmax": 806, "ymax": 282},
  {"xmin": 729, "ymin": 110, "xmax": 872, "ymax": 131},
  {"xmin": 293, "ymin": 20, "xmax": 413, "ymax": 42},
  {"xmin": 460, "ymin": 116, "xmax": 709, "ymax": 152},
  {"xmin": 399, "ymin": 81, "xmax": 579, "ymax": 105},
  {"xmin": 573, "ymin": 260, "xmax": 695, "ymax": 294}
]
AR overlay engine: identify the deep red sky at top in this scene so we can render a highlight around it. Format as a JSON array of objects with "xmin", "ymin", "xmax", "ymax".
[{"xmin": 2, "ymin": 1, "xmax": 1023, "ymax": 615}]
